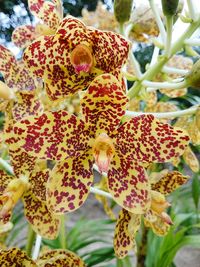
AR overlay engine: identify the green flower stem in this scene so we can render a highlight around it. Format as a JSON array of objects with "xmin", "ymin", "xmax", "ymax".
[
  {"xmin": 165, "ymin": 16, "xmax": 173, "ymax": 57},
  {"xmin": 149, "ymin": 0, "xmax": 166, "ymax": 42},
  {"xmin": 127, "ymin": 19, "xmax": 200, "ymax": 99},
  {"xmin": 116, "ymin": 256, "xmax": 132, "ymax": 267},
  {"xmin": 162, "ymin": 66, "xmax": 189, "ymax": 75},
  {"xmin": 125, "ymin": 105, "xmax": 199, "ymax": 119},
  {"xmin": 185, "ymin": 45, "xmax": 199, "ymax": 56},
  {"xmin": 32, "ymin": 235, "xmax": 42, "ymax": 260},
  {"xmin": 119, "ymin": 22, "xmax": 142, "ymax": 79},
  {"xmin": 185, "ymin": 38, "xmax": 200, "ymax": 46},
  {"xmin": 90, "ymin": 186, "xmax": 113, "ymax": 199},
  {"xmin": 122, "ymin": 71, "xmax": 137, "ymax": 81},
  {"xmin": 143, "ymin": 80, "xmax": 186, "ymax": 90},
  {"xmin": 136, "ymin": 226, "xmax": 148, "ymax": 267},
  {"xmin": 59, "ymin": 215, "xmax": 67, "ymax": 249},
  {"xmin": 129, "ymin": 51, "xmax": 142, "ymax": 79},
  {"xmin": 0, "ymin": 158, "xmax": 14, "ymax": 175},
  {"xmin": 26, "ymin": 225, "xmax": 36, "ymax": 257},
  {"xmin": 187, "ymin": 0, "xmax": 197, "ymax": 21}
]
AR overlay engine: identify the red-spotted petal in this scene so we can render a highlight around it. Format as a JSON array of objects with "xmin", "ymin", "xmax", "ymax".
[
  {"xmin": 29, "ymin": 169, "xmax": 49, "ymax": 201},
  {"xmin": 114, "ymin": 209, "xmax": 141, "ymax": 259},
  {"xmin": 37, "ymin": 249, "xmax": 86, "ymax": 267},
  {"xmin": 81, "ymin": 74, "xmax": 128, "ymax": 135},
  {"xmin": 92, "ymin": 29, "xmax": 130, "ymax": 73},
  {"xmin": 29, "ymin": 0, "xmax": 60, "ymax": 30},
  {"xmin": 12, "ymin": 25, "xmax": 38, "ymax": 49},
  {"xmin": 152, "ymin": 171, "xmax": 189, "ymax": 195},
  {"xmin": 12, "ymin": 91, "xmax": 44, "ymax": 121},
  {"xmin": 9, "ymin": 148, "xmax": 37, "ymax": 178},
  {"xmin": 115, "ymin": 115, "xmax": 190, "ymax": 163},
  {"xmin": 108, "ymin": 154, "xmax": 151, "ymax": 214},
  {"xmin": 46, "ymin": 151, "xmax": 94, "ymax": 214},
  {"xmin": 0, "ymin": 170, "xmax": 13, "ymax": 194},
  {"xmin": 23, "ymin": 190, "xmax": 61, "ymax": 239},
  {"xmin": 9, "ymin": 111, "xmax": 91, "ymax": 160},
  {"xmin": 0, "ymin": 248, "xmax": 36, "ymax": 266},
  {"xmin": 0, "ymin": 45, "xmax": 19, "ymax": 88}
]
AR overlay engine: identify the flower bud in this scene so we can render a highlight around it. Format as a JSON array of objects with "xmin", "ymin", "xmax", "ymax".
[
  {"xmin": 161, "ymin": 0, "xmax": 179, "ymax": 16},
  {"xmin": 185, "ymin": 59, "xmax": 200, "ymax": 88},
  {"xmin": 114, "ymin": 0, "xmax": 134, "ymax": 23}
]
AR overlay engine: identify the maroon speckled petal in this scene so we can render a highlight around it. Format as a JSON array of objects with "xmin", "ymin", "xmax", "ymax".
[
  {"xmin": 115, "ymin": 115, "xmax": 190, "ymax": 163},
  {"xmin": 108, "ymin": 153, "xmax": 151, "ymax": 214},
  {"xmin": 9, "ymin": 111, "xmax": 91, "ymax": 160},
  {"xmin": 46, "ymin": 151, "xmax": 94, "ymax": 214},
  {"xmin": 81, "ymin": 74, "xmax": 128, "ymax": 135}
]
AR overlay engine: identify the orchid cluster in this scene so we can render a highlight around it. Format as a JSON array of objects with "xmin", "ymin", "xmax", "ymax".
[{"xmin": 0, "ymin": 0, "xmax": 199, "ymax": 265}]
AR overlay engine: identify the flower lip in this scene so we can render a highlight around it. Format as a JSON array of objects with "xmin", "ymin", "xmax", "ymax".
[
  {"xmin": 70, "ymin": 44, "xmax": 94, "ymax": 74},
  {"xmin": 0, "ymin": 178, "xmax": 29, "ymax": 220},
  {"xmin": 92, "ymin": 133, "xmax": 115, "ymax": 173},
  {"xmin": 151, "ymin": 190, "xmax": 170, "ymax": 214}
]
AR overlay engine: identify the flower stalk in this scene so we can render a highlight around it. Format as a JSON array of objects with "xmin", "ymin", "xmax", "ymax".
[
  {"xmin": 59, "ymin": 215, "xmax": 67, "ymax": 249},
  {"xmin": 32, "ymin": 234, "xmax": 42, "ymax": 260},
  {"xmin": 127, "ymin": 18, "xmax": 200, "ymax": 99},
  {"xmin": 90, "ymin": 187, "xmax": 113, "ymax": 199},
  {"xmin": 125, "ymin": 105, "xmax": 199, "ymax": 119},
  {"xmin": 0, "ymin": 158, "xmax": 14, "ymax": 175},
  {"xmin": 25, "ymin": 225, "xmax": 36, "ymax": 257},
  {"xmin": 149, "ymin": 0, "xmax": 166, "ymax": 42},
  {"xmin": 143, "ymin": 80, "xmax": 186, "ymax": 90},
  {"xmin": 165, "ymin": 15, "xmax": 173, "ymax": 57}
]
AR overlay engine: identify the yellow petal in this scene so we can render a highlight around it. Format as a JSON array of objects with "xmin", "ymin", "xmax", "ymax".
[
  {"xmin": 183, "ymin": 146, "xmax": 200, "ymax": 173},
  {"xmin": 114, "ymin": 209, "xmax": 141, "ymax": 258}
]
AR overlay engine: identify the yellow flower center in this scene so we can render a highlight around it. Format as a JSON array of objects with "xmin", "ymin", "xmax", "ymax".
[
  {"xmin": 70, "ymin": 44, "xmax": 94, "ymax": 74},
  {"xmin": 92, "ymin": 133, "xmax": 115, "ymax": 173},
  {"xmin": 0, "ymin": 176, "xmax": 29, "ymax": 220}
]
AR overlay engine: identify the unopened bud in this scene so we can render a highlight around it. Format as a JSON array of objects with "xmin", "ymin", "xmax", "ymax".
[
  {"xmin": 114, "ymin": 0, "xmax": 134, "ymax": 23},
  {"xmin": 185, "ymin": 59, "xmax": 200, "ymax": 88},
  {"xmin": 161, "ymin": 0, "xmax": 179, "ymax": 17}
]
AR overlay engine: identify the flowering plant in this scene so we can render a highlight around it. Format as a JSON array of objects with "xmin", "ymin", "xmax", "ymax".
[{"xmin": 0, "ymin": 0, "xmax": 200, "ymax": 266}]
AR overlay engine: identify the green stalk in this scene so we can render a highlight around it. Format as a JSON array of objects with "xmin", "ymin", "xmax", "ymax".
[
  {"xmin": 165, "ymin": 16, "xmax": 173, "ymax": 57},
  {"xmin": 59, "ymin": 215, "xmax": 67, "ymax": 249},
  {"xmin": 136, "ymin": 226, "xmax": 148, "ymax": 267},
  {"xmin": 127, "ymin": 19, "xmax": 200, "ymax": 99},
  {"xmin": 25, "ymin": 225, "xmax": 36, "ymax": 257}
]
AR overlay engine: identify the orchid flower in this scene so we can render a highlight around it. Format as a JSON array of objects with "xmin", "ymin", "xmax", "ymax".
[
  {"xmin": 0, "ymin": 160, "xmax": 60, "ymax": 239},
  {"xmin": 0, "ymin": 247, "xmax": 86, "ymax": 266},
  {"xmin": 0, "ymin": 80, "xmax": 59, "ymax": 239},
  {"xmin": 114, "ymin": 171, "xmax": 189, "ymax": 258},
  {"xmin": 22, "ymin": 16, "xmax": 130, "ymax": 101},
  {"xmin": 8, "ymin": 74, "xmax": 190, "ymax": 215},
  {"xmin": 12, "ymin": 0, "xmax": 63, "ymax": 49}
]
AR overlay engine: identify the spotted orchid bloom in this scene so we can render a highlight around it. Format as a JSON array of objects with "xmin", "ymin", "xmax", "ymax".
[
  {"xmin": 0, "ymin": 247, "xmax": 86, "ymax": 266},
  {"xmin": 8, "ymin": 74, "xmax": 190, "ymax": 215},
  {"xmin": 12, "ymin": 0, "xmax": 63, "ymax": 49},
  {"xmin": 114, "ymin": 171, "xmax": 189, "ymax": 259},
  {"xmin": 0, "ymin": 85, "xmax": 60, "ymax": 239},
  {"xmin": 0, "ymin": 160, "xmax": 60, "ymax": 239},
  {"xmin": 22, "ymin": 16, "xmax": 129, "ymax": 101}
]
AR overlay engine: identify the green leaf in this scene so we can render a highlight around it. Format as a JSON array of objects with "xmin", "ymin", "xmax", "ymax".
[{"xmin": 192, "ymin": 174, "xmax": 200, "ymax": 209}]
